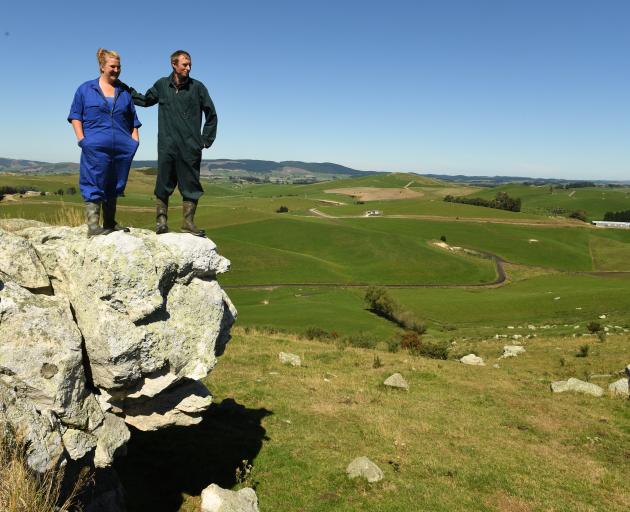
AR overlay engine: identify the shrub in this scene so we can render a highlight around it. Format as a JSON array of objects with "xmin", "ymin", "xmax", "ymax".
[
  {"xmin": 344, "ymin": 333, "xmax": 378, "ymax": 349},
  {"xmin": 372, "ymin": 355, "xmax": 383, "ymax": 368},
  {"xmin": 596, "ymin": 331, "xmax": 606, "ymax": 342},
  {"xmin": 386, "ymin": 338, "xmax": 401, "ymax": 353},
  {"xmin": 364, "ymin": 287, "xmax": 425, "ymax": 333},
  {"xmin": 305, "ymin": 326, "xmax": 329, "ymax": 340},
  {"xmin": 440, "ymin": 235, "xmax": 447, "ymax": 242},
  {"xmin": 586, "ymin": 321, "xmax": 602, "ymax": 333},
  {"xmin": 576, "ymin": 344, "xmax": 590, "ymax": 358},
  {"xmin": 400, "ymin": 332, "xmax": 448, "ymax": 359},
  {"xmin": 569, "ymin": 210, "xmax": 588, "ymax": 222},
  {"xmin": 276, "ymin": 205, "xmax": 289, "ymax": 213}
]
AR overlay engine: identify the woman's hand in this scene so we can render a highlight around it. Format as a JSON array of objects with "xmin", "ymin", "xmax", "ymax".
[{"xmin": 131, "ymin": 128, "xmax": 140, "ymax": 143}]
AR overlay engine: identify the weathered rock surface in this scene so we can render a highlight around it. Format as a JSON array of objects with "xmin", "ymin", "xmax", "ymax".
[
  {"xmin": 550, "ymin": 378, "xmax": 604, "ymax": 397},
  {"xmin": 201, "ymin": 484, "xmax": 260, "ymax": 512},
  {"xmin": 279, "ymin": 352, "xmax": 301, "ymax": 366},
  {"xmin": 501, "ymin": 345, "xmax": 526, "ymax": 358},
  {"xmin": 0, "ymin": 224, "xmax": 236, "ymax": 474},
  {"xmin": 608, "ymin": 378, "xmax": 629, "ymax": 398},
  {"xmin": 383, "ymin": 373, "xmax": 409, "ymax": 390},
  {"xmin": 346, "ymin": 456, "xmax": 384, "ymax": 483},
  {"xmin": 460, "ymin": 354, "xmax": 485, "ymax": 366}
]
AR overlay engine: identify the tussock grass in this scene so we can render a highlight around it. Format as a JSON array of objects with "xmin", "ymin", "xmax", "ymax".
[
  {"xmin": 0, "ymin": 428, "xmax": 87, "ymax": 512},
  {"xmin": 46, "ymin": 204, "xmax": 84, "ymax": 227}
]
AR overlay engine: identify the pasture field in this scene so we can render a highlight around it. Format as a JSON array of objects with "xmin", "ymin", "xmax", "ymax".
[
  {"xmin": 470, "ymin": 184, "xmax": 630, "ymax": 221},
  {"xmin": 2, "ymin": 172, "xmax": 630, "ymax": 338},
  {"xmin": 116, "ymin": 329, "xmax": 630, "ymax": 511}
]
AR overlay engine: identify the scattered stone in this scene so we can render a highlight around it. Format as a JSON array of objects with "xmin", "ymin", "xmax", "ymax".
[
  {"xmin": 507, "ymin": 326, "xmax": 514, "ymax": 329},
  {"xmin": 346, "ymin": 456, "xmax": 384, "ymax": 483},
  {"xmin": 492, "ymin": 364, "xmax": 500, "ymax": 369},
  {"xmin": 550, "ymin": 378, "xmax": 604, "ymax": 397},
  {"xmin": 279, "ymin": 352, "xmax": 301, "ymax": 366},
  {"xmin": 527, "ymin": 325, "xmax": 536, "ymax": 330},
  {"xmin": 554, "ymin": 297, "xmax": 560, "ymax": 300},
  {"xmin": 501, "ymin": 345, "xmax": 526, "ymax": 358},
  {"xmin": 383, "ymin": 373, "xmax": 409, "ymax": 390},
  {"xmin": 460, "ymin": 354, "xmax": 485, "ymax": 366},
  {"xmin": 608, "ymin": 379, "xmax": 629, "ymax": 398},
  {"xmin": 599, "ymin": 314, "xmax": 606, "ymax": 319},
  {"xmin": 201, "ymin": 484, "xmax": 260, "ymax": 512},
  {"xmin": 512, "ymin": 334, "xmax": 522, "ymax": 340}
]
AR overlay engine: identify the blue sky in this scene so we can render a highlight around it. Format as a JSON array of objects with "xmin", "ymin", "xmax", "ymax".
[{"xmin": 1, "ymin": 0, "xmax": 629, "ymax": 179}]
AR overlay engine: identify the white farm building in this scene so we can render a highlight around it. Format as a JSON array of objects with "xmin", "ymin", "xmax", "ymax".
[{"xmin": 592, "ymin": 221, "xmax": 630, "ymax": 229}]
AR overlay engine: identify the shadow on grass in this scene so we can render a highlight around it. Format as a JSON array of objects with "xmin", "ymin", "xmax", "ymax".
[{"xmin": 114, "ymin": 398, "xmax": 272, "ymax": 512}]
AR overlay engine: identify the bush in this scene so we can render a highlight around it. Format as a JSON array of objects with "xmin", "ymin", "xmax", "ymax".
[
  {"xmin": 65, "ymin": 186, "xmax": 77, "ymax": 195},
  {"xmin": 576, "ymin": 344, "xmax": 590, "ymax": 358},
  {"xmin": 344, "ymin": 333, "xmax": 378, "ymax": 349},
  {"xmin": 440, "ymin": 235, "xmax": 447, "ymax": 242},
  {"xmin": 276, "ymin": 205, "xmax": 289, "ymax": 213},
  {"xmin": 386, "ymin": 338, "xmax": 401, "ymax": 353},
  {"xmin": 586, "ymin": 321, "xmax": 602, "ymax": 333},
  {"xmin": 305, "ymin": 326, "xmax": 329, "ymax": 340},
  {"xmin": 400, "ymin": 332, "xmax": 448, "ymax": 359},
  {"xmin": 569, "ymin": 210, "xmax": 588, "ymax": 222},
  {"xmin": 364, "ymin": 287, "xmax": 425, "ymax": 333},
  {"xmin": 372, "ymin": 355, "xmax": 383, "ymax": 368}
]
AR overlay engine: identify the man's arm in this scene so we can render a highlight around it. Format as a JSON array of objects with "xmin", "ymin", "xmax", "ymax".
[
  {"xmin": 125, "ymin": 81, "xmax": 160, "ymax": 108},
  {"xmin": 199, "ymin": 84, "xmax": 217, "ymax": 148}
]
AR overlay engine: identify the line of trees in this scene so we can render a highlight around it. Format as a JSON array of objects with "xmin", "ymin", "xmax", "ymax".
[
  {"xmin": 603, "ymin": 210, "xmax": 630, "ymax": 222},
  {"xmin": 364, "ymin": 286, "xmax": 426, "ymax": 334},
  {"xmin": 443, "ymin": 191, "xmax": 522, "ymax": 212}
]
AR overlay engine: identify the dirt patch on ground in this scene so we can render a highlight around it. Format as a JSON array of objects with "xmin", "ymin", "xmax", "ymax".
[{"xmin": 325, "ymin": 187, "xmax": 423, "ymax": 201}]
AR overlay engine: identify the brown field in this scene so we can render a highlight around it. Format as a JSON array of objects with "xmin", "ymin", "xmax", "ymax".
[{"xmin": 325, "ymin": 187, "xmax": 424, "ymax": 201}]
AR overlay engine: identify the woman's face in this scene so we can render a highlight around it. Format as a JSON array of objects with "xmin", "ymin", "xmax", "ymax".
[{"xmin": 101, "ymin": 57, "xmax": 121, "ymax": 80}]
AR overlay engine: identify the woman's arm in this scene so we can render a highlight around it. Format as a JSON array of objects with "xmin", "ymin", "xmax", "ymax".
[
  {"xmin": 71, "ymin": 119, "xmax": 85, "ymax": 142},
  {"xmin": 131, "ymin": 128, "xmax": 139, "ymax": 142}
]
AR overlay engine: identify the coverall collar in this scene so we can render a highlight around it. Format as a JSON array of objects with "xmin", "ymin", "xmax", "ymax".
[{"xmin": 169, "ymin": 72, "xmax": 190, "ymax": 90}]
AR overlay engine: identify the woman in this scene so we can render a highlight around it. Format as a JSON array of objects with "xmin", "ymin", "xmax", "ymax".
[{"xmin": 68, "ymin": 48, "xmax": 141, "ymax": 237}]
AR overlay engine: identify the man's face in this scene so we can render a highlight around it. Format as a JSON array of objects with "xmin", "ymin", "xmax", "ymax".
[
  {"xmin": 172, "ymin": 56, "xmax": 191, "ymax": 79},
  {"xmin": 101, "ymin": 57, "xmax": 121, "ymax": 80}
]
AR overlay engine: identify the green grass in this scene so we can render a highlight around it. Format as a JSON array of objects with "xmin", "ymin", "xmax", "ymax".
[
  {"xmin": 118, "ymin": 329, "xmax": 630, "ymax": 511},
  {"xmin": 213, "ymin": 216, "xmax": 497, "ymax": 285},
  {"xmin": 471, "ymin": 184, "xmax": 630, "ymax": 221}
]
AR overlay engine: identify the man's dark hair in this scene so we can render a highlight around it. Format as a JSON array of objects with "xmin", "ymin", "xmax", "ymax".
[{"xmin": 170, "ymin": 50, "xmax": 191, "ymax": 64}]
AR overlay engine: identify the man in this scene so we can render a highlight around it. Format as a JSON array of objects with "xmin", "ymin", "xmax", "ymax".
[{"xmin": 130, "ymin": 50, "xmax": 217, "ymax": 236}]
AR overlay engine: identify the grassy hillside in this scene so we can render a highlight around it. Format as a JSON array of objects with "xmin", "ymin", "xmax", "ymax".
[
  {"xmin": 116, "ymin": 329, "xmax": 630, "ymax": 511},
  {"xmin": 471, "ymin": 184, "xmax": 630, "ymax": 220}
]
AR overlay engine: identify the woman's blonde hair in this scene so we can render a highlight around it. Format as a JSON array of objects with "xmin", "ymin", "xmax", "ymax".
[{"xmin": 96, "ymin": 48, "xmax": 120, "ymax": 71}]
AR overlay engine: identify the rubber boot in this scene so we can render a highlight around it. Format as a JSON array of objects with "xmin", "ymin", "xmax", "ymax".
[
  {"xmin": 85, "ymin": 202, "xmax": 112, "ymax": 238},
  {"xmin": 181, "ymin": 200, "xmax": 205, "ymax": 237},
  {"xmin": 156, "ymin": 197, "xmax": 169, "ymax": 234},
  {"xmin": 102, "ymin": 197, "xmax": 130, "ymax": 232}
]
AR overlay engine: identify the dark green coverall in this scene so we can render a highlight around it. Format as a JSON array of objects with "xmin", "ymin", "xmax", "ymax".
[{"xmin": 131, "ymin": 73, "xmax": 217, "ymax": 202}]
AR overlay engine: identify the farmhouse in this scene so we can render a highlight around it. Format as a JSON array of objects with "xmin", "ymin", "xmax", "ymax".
[
  {"xmin": 592, "ymin": 220, "xmax": 630, "ymax": 229},
  {"xmin": 365, "ymin": 210, "xmax": 382, "ymax": 217}
]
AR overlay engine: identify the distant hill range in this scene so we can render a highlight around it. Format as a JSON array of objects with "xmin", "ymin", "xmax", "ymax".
[
  {"xmin": 1, "ymin": 157, "xmax": 627, "ymax": 185},
  {"xmin": 0, "ymin": 157, "xmax": 368, "ymax": 181}
]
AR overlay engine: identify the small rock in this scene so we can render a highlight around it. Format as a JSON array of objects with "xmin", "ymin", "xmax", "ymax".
[
  {"xmin": 550, "ymin": 378, "xmax": 604, "ymax": 397},
  {"xmin": 501, "ymin": 345, "xmax": 526, "ymax": 358},
  {"xmin": 279, "ymin": 352, "xmax": 301, "ymax": 366},
  {"xmin": 460, "ymin": 354, "xmax": 485, "ymax": 366},
  {"xmin": 383, "ymin": 373, "xmax": 409, "ymax": 390},
  {"xmin": 527, "ymin": 325, "xmax": 536, "ymax": 330},
  {"xmin": 492, "ymin": 364, "xmax": 500, "ymax": 369},
  {"xmin": 608, "ymin": 379, "xmax": 629, "ymax": 398},
  {"xmin": 554, "ymin": 297, "xmax": 560, "ymax": 300},
  {"xmin": 346, "ymin": 456, "xmax": 384, "ymax": 483},
  {"xmin": 201, "ymin": 484, "xmax": 259, "ymax": 512},
  {"xmin": 599, "ymin": 314, "xmax": 606, "ymax": 319}
]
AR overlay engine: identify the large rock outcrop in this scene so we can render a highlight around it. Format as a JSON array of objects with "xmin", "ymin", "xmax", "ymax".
[{"xmin": 0, "ymin": 220, "xmax": 236, "ymax": 473}]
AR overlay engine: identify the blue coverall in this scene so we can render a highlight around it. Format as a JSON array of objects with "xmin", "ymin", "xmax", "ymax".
[{"xmin": 68, "ymin": 79, "xmax": 141, "ymax": 202}]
